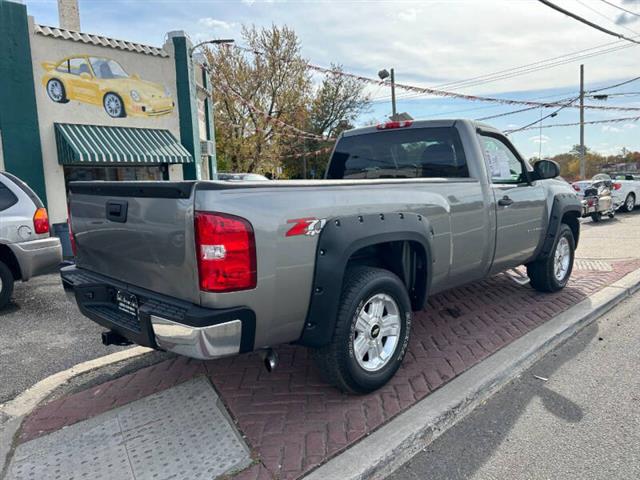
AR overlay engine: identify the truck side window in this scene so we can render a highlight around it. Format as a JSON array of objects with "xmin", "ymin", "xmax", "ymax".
[
  {"xmin": 478, "ymin": 134, "xmax": 526, "ymax": 184},
  {"xmin": 327, "ymin": 127, "xmax": 469, "ymax": 180}
]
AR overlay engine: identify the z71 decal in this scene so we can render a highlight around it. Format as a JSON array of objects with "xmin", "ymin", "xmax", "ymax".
[{"xmin": 286, "ymin": 218, "xmax": 327, "ymax": 237}]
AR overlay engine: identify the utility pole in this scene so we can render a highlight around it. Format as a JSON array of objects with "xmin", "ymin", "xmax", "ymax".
[
  {"xmin": 390, "ymin": 68, "xmax": 397, "ymax": 119},
  {"xmin": 579, "ymin": 64, "xmax": 585, "ymax": 179}
]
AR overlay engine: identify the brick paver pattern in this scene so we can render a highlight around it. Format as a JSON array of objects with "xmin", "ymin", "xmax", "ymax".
[{"xmin": 19, "ymin": 260, "xmax": 640, "ymax": 480}]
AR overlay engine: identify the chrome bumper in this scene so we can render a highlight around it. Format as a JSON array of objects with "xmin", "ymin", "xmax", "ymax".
[{"xmin": 151, "ymin": 315, "xmax": 242, "ymax": 360}]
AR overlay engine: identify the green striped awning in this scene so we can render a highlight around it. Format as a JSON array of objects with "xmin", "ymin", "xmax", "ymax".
[{"xmin": 54, "ymin": 123, "xmax": 193, "ymax": 165}]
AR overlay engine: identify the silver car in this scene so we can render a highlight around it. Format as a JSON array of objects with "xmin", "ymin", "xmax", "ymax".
[{"xmin": 0, "ymin": 172, "xmax": 62, "ymax": 308}]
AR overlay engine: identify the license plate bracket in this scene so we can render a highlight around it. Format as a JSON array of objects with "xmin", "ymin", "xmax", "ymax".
[{"xmin": 116, "ymin": 290, "xmax": 139, "ymax": 318}]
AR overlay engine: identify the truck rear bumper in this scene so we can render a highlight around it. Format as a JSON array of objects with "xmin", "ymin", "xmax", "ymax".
[{"xmin": 60, "ymin": 265, "xmax": 255, "ymax": 360}]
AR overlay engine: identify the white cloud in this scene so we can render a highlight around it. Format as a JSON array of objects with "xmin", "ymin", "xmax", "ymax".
[
  {"xmin": 623, "ymin": 123, "xmax": 638, "ymax": 130},
  {"xmin": 397, "ymin": 9, "xmax": 418, "ymax": 23},
  {"xmin": 198, "ymin": 18, "xmax": 236, "ymax": 30},
  {"xmin": 602, "ymin": 125, "xmax": 622, "ymax": 133},
  {"xmin": 529, "ymin": 135, "xmax": 550, "ymax": 144}
]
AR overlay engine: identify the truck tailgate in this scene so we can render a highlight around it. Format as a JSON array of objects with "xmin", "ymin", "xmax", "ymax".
[{"xmin": 68, "ymin": 181, "xmax": 200, "ymax": 304}]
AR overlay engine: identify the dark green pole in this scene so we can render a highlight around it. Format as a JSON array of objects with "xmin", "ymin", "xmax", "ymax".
[
  {"xmin": 172, "ymin": 34, "xmax": 201, "ymax": 180},
  {"xmin": 0, "ymin": 0, "xmax": 47, "ymax": 204}
]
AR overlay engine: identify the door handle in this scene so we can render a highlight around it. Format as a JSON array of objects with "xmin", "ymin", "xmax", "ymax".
[
  {"xmin": 498, "ymin": 196, "xmax": 514, "ymax": 206},
  {"xmin": 106, "ymin": 200, "xmax": 128, "ymax": 223}
]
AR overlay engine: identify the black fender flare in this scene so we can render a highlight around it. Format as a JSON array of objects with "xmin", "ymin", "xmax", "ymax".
[
  {"xmin": 534, "ymin": 193, "xmax": 582, "ymax": 260},
  {"xmin": 298, "ymin": 212, "xmax": 433, "ymax": 348}
]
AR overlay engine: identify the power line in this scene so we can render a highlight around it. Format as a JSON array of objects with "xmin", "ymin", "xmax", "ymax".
[
  {"xmin": 574, "ymin": 0, "xmax": 640, "ymax": 36},
  {"xmin": 504, "ymin": 96, "xmax": 581, "ymax": 135},
  {"xmin": 505, "ymin": 115, "xmax": 640, "ymax": 133},
  {"xmin": 479, "ymin": 75, "xmax": 640, "ymax": 123},
  {"xmin": 307, "ymin": 62, "xmax": 640, "ymax": 112},
  {"xmin": 537, "ymin": 0, "xmax": 640, "ymax": 44},
  {"xmin": 597, "ymin": 0, "xmax": 640, "ymax": 18},
  {"xmin": 433, "ymin": 38, "xmax": 636, "ymax": 91}
]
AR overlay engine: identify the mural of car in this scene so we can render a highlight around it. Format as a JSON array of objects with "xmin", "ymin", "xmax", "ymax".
[{"xmin": 41, "ymin": 55, "xmax": 175, "ymax": 118}]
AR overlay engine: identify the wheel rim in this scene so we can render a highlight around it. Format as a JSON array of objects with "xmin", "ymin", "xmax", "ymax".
[
  {"xmin": 47, "ymin": 80, "xmax": 63, "ymax": 101},
  {"xmin": 554, "ymin": 236, "xmax": 571, "ymax": 282},
  {"xmin": 104, "ymin": 94, "xmax": 122, "ymax": 117},
  {"xmin": 353, "ymin": 293, "xmax": 401, "ymax": 372},
  {"xmin": 627, "ymin": 195, "xmax": 635, "ymax": 211}
]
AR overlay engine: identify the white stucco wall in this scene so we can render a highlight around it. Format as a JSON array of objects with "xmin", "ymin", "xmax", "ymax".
[{"xmin": 29, "ymin": 20, "xmax": 183, "ymax": 223}]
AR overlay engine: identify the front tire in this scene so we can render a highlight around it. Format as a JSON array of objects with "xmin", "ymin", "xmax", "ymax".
[
  {"xmin": 103, "ymin": 93, "xmax": 126, "ymax": 118},
  {"xmin": 591, "ymin": 212, "xmax": 602, "ymax": 223},
  {"xmin": 623, "ymin": 193, "xmax": 636, "ymax": 212},
  {"xmin": 0, "ymin": 261, "xmax": 15, "ymax": 309},
  {"xmin": 527, "ymin": 223, "xmax": 575, "ymax": 293},
  {"xmin": 311, "ymin": 266, "xmax": 412, "ymax": 394}
]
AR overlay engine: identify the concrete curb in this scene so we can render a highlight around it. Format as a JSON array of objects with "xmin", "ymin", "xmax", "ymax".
[
  {"xmin": 305, "ymin": 268, "xmax": 640, "ymax": 480},
  {"xmin": 0, "ymin": 346, "xmax": 151, "ymax": 478}
]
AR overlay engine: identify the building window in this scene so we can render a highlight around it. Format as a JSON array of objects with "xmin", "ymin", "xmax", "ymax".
[{"xmin": 63, "ymin": 165, "xmax": 168, "ymax": 190}]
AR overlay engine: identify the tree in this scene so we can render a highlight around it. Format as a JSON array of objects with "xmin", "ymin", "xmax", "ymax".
[
  {"xmin": 207, "ymin": 25, "xmax": 311, "ymax": 175},
  {"xmin": 283, "ymin": 65, "xmax": 371, "ymax": 178},
  {"xmin": 206, "ymin": 25, "xmax": 370, "ymax": 177}
]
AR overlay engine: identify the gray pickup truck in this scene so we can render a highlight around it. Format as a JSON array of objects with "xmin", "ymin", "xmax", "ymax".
[{"xmin": 61, "ymin": 119, "xmax": 581, "ymax": 393}]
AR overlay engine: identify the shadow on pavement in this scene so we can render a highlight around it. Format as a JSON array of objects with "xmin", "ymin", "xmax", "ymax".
[{"xmin": 389, "ymin": 321, "xmax": 597, "ymax": 480}]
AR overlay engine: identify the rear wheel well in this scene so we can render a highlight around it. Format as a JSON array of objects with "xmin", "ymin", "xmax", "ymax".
[
  {"xmin": 0, "ymin": 245, "xmax": 22, "ymax": 280},
  {"xmin": 562, "ymin": 211, "xmax": 580, "ymax": 247},
  {"xmin": 346, "ymin": 240, "xmax": 427, "ymax": 311}
]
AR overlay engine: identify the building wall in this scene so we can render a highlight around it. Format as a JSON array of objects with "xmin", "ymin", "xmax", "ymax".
[{"xmin": 29, "ymin": 19, "xmax": 184, "ymax": 223}]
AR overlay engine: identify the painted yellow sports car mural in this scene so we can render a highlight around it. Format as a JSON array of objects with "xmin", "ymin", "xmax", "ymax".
[{"xmin": 42, "ymin": 56, "xmax": 174, "ymax": 118}]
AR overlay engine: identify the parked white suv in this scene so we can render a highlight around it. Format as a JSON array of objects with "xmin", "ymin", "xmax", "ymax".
[{"xmin": 0, "ymin": 172, "xmax": 62, "ymax": 308}]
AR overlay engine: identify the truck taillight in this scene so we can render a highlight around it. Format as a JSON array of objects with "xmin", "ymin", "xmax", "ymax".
[
  {"xmin": 572, "ymin": 184, "xmax": 581, "ymax": 191},
  {"xmin": 613, "ymin": 182, "xmax": 622, "ymax": 190},
  {"xmin": 33, "ymin": 208, "xmax": 50, "ymax": 234},
  {"xmin": 194, "ymin": 211, "xmax": 257, "ymax": 292},
  {"xmin": 67, "ymin": 205, "xmax": 77, "ymax": 256}
]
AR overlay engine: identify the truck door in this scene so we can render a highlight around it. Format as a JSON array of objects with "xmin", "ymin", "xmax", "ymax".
[{"xmin": 477, "ymin": 132, "xmax": 547, "ymax": 273}]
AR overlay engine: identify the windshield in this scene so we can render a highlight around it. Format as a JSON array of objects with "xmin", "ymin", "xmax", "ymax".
[{"xmin": 90, "ymin": 58, "xmax": 129, "ymax": 79}]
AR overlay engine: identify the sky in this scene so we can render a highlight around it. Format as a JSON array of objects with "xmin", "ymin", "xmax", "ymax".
[{"xmin": 21, "ymin": 0, "xmax": 640, "ymax": 159}]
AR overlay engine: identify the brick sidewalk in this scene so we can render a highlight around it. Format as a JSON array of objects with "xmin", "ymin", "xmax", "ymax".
[{"xmin": 19, "ymin": 260, "xmax": 640, "ymax": 480}]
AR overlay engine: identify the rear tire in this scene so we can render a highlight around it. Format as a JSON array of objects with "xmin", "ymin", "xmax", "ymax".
[
  {"xmin": 311, "ymin": 266, "xmax": 412, "ymax": 394},
  {"xmin": 0, "ymin": 261, "xmax": 15, "ymax": 309},
  {"xmin": 623, "ymin": 193, "xmax": 636, "ymax": 212},
  {"xmin": 527, "ymin": 223, "xmax": 575, "ymax": 293},
  {"xmin": 591, "ymin": 212, "xmax": 602, "ymax": 223}
]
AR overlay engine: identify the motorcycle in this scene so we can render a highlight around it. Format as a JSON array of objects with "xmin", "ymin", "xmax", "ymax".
[{"xmin": 580, "ymin": 177, "xmax": 616, "ymax": 222}]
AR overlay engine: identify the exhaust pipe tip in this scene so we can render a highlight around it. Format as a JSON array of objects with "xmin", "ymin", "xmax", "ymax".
[{"xmin": 263, "ymin": 348, "xmax": 278, "ymax": 373}]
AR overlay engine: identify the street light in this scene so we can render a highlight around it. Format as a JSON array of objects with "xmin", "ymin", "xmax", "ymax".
[
  {"xmin": 189, "ymin": 38, "xmax": 235, "ymax": 57},
  {"xmin": 378, "ymin": 67, "xmax": 396, "ymax": 118}
]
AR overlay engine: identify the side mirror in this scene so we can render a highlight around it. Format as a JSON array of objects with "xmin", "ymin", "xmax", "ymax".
[
  {"xmin": 131, "ymin": 73, "xmax": 140, "ymax": 80},
  {"xmin": 533, "ymin": 159, "xmax": 560, "ymax": 180}
]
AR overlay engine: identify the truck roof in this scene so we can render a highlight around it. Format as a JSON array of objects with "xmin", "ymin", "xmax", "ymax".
[{"xmin": 341, "ymin": 118, "xmax": 497, "ymax": 138}]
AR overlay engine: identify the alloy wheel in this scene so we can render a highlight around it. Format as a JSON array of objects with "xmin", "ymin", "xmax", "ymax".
[
  {"xmin": 352, "ymin": 293, "xmax": 401, "ymax": 372},
  {"xmin": 554, "ymin": 236, "xmax": 571, "ymax": 282}
]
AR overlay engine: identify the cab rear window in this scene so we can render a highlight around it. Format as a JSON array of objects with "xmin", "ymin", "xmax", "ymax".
[{"xmin": 327, "ymin": 127, "xmax": 469, "ymax": 180}]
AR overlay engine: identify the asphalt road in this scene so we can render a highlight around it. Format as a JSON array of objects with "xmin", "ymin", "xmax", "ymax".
[
  {"xmin": 388, "ymin": 290, "xmax": 640, "ymax": 480},
  {"xmin": 0, "ymin": 274, "xmax": 130, "ymax": 404}
]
